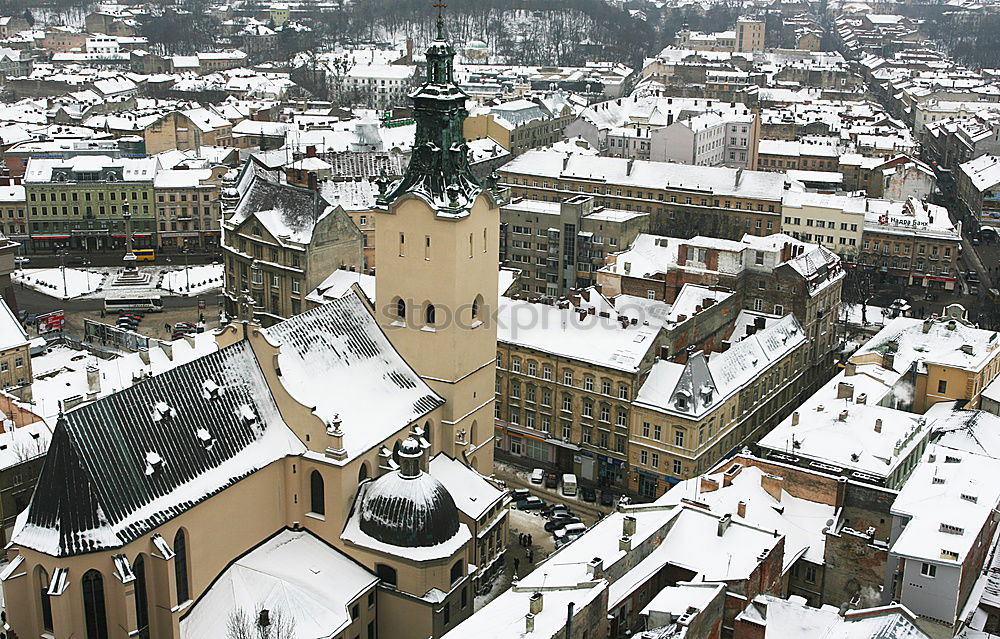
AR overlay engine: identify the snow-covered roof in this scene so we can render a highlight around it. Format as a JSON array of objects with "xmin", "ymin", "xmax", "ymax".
[
  {"xmin": 854, "ymin": 316, "xmax": 999, "ymax": 375},
  {"xmin": 428, "ymin": 453, "xmax": 506, "ymax": 520},
  {"xmin": 305, "ymin": 269, "xmax": 375, "ymax": 306},
  {"xmin": 497, "ymin": 291, "xmax": 663, "ymax": 373},
  {"xmin": 28, "ymin": 333, "xmax": 219, "ymax": 423},
  {"xmin": 0, "ymin": 297, "xmax": 27, "ymax": 353},
  {"xmin": 736, "ymin": 595, "xmax": 928, "ymax": 639},
  {"xmin": 657, "ymin": 463, "xmax": 835, "ymax": 567},
  {"xmin": 180, "ymin": 529, "xmax": 376, "ymax": 639},
  {"xmin": 501, "ymin": 150, "xmax": 794, "ymax": 201},
  {"xmin": 635, "ymin": 313, "xmax": 806, "ymax": 420},
  {"xmin": 758, "ymin": 373, "xmax": 932, "ymax": 481},
  {"xmin": 12, "ymin": 339, "xmax": 305, "ymax": 557},
  {"xmin": 267, "ymin": 293, "xmax": 443, "ymax": 463},
  {"xmin": 890, "ymin": 444, "xmax": 1000, "ymax": 566},
  {"xmin": 959, "ymin": 154, "xmax": 1000, "ymax": 192}
]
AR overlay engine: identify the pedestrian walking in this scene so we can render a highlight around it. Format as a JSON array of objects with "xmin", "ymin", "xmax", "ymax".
[
  {"xmin": 527, "ymin": 549, "xmax": 533, "ymax": 563},
  {"xmin": 513, "ymin": 557, "xmax": 520, "ymax": 573},
  {"xmin": 527, "ymin": 534, "xmax": 532, "ymax": 547}
]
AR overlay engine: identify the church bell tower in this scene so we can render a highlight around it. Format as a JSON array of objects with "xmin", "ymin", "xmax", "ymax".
[{"xmin": 374, "ymin": 9, "xmax": 498, "ymax": 472}]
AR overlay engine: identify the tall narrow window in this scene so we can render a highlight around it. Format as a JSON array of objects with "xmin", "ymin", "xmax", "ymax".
[
  {"xmin": 134, "ymin": 555, "xmax": 149, "ymax": 638},
  {"xmin": 399, "ymin": 232, "xmax": 405, "ymax": 256},
  {"xmin": 38, "ymin": 567, "xmax": 53, "ymax": 632},
  {"xmin": 310, "ymin": 470, "xmax": 325, "ymax": 516},
  {"xmin": 469, "ymin": 232, "xmax": 473, "ymax": 258},
  {"xmin": 82, "ymin": 570, "xmax": 108, "ymax": 639},
  {"xmin": 396, "ymin": 298, "xmax": 406, "ymax": 319},
  {"xmin": 174, "ymin": 530, "xmax": 189, "ymax": 605},
  {"xmin": 472, "ymin": 295, "xmax": 481, "ymax": 320},
  {"xmin": 483, "ymin": 227, "xmax": 487, "ymax": 253},
  {"xmin": 426, "ymin": 304, "xmax": 436, "ymax": 326},
  {"xmin": 425, "ymin": 235, "xmax": 431, "ymax": 260}
]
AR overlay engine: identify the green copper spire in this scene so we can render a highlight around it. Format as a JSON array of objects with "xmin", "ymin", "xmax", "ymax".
[{"xmin": 378, "ymin": 4, "xmax": 482, "ymax": 215}]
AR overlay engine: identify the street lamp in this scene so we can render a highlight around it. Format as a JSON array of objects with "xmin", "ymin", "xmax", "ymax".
[{"xmin": 58, "ymin": 243, "xmax": 67, "ymax": 298}]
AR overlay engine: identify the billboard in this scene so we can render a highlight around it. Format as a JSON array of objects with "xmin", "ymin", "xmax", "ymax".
[{"xmin": 36, "ymin": 310, "xmax": 65, "ymax": 333}]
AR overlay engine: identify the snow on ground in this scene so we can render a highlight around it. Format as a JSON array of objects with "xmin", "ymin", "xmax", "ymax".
[
  {"xmin": 159, "ymin": 264, "xmax": 224, "ymax": 296},
  {"xmin": 14, "ymin": 268, "xmax": 105, "ymax": 299},
  {"xmin": 840, "ymin": 302, "xmax": 889, "ymax": 327}
]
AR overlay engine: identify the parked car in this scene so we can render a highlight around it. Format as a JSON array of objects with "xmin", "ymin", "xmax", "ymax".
[
  {"xmin": 600, "ymin": 491, "xmax": 615, "ymax": 507},
  {"xmin": 581, "ymin": 486, "xmax": 597, "ymax": 503},
  {"xmin": 14, "ymin": 256, "xmax": 28, "ymax": 266},
  {"xmin": 530, "ymin": 468, "xmax": 545, "ymax": 485},
  {"xmin": 544, "ymin": 514, "xmax": 582, "ymax": 532},
  {"xmin": 511, "ymin": 488, "xmax": 531, "ymax": 501},
  {"xmin": 515, "ymin": 496, "xmax": 546, "ymax": 510},
  {"xmin": 67, "ymin": 256, "xmax": 91, "ymax": 266},
  {"xmin": 542, "ymin": 504, "xmax": 570, "ymax": 519},
  {"xmin": 544, "ymin": 472, "xmax": 559, "ymax": 489}
]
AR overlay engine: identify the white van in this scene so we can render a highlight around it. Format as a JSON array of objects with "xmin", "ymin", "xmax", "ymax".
[{"xmin": 561, "ymin": 473, "xmax": 578, "ymax": 497}]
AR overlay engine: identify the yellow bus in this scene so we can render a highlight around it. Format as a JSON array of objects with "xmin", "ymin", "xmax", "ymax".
[{"xmin": 134, "ymin": 248, "xmax": 155, "ymax": 262}]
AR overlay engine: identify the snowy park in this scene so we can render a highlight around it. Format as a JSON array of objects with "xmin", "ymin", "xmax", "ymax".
[
  {"xmin": 14, "ymin": 267, "xmax": 106, "ymax": 300},
  {"xmin": 13, "ymin": 264, "xmax": 225, "ymax": 300},
  {"xmin": 159, "ymin": 264, "xmax": 225, "ymax": 296}
]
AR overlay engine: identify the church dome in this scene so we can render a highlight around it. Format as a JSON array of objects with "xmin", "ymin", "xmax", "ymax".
[{"xmin": 358, "ymin": 439, "xmax": 460, "ymax": 548}]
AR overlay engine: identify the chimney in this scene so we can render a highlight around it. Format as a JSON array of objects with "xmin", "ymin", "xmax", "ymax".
[
  {"xmin": 587, "ymin": 557, "xmax": 604, "ymax": 579},
  {"xmin": 530, "ymin": 592, "xmax": 544, "ymax": 615},
  {"xmin": 922, "ymin": 318, "xmax": 933, "ymax": 333},
  {"xmin": 838, "ymin": 409, "xmax": 849, "ymax": 422},
  {"xmin": 619, "ymin": 535, "xmax": 632, "ymax": 552},
  {"xmin": 525, "ymin": 614, "xmax": 536, "ymax": 634},
  {"xmin": 160, "ymin": 340, "xmax": 173, "ymax": 361},
  {"xmin": 717, "ymin": 513, "xmax": 733, "ymax": 537},
  {"xmin": 844, "ymin": 362, "xmax": 856, "ymax": 376},
  {"xmin": 856, "ymin": 393, "xmax": 867, "ymax": 405},
  {"xmin": 138, "ymin": 347, "xmax": 150, "ymax": 365},
  {"xmin": 837, "ymin": 382, "xmax": 854, "ymax": 400},
  {"xmin": 882, "ymin": 352, "xmax": 895, "ymax": 370},
  {"xmin": 761, "ymin": 473, "xmax": 783, "ymax": 502},
  {"xmin": 86, "ymin": 363, "xmax": 100, "ymax": 396},
  {"xmin": 791, "ymin": 411, "xmax": 800, "ymax": 426},
  {"xmin": 305, "ymin": 144, "xmax": 316, "ymax": 158},
  {"xmin": 737, "ymin": 501, "xmax": 747, "ymax": 518},
  {"xmin": 754, "ymin": 316, "xmax": 766, "ymax": 329},
  {"xmin": 623, "ymin": 516, "xmax": 637, "ymax": 537},
  {"xmin": 874, "ymin": 418, "xmax": 882, "ymax": 433},
  {"xmin": 700, "ymin": 476, "xmax": 720, "ymax": 493}
]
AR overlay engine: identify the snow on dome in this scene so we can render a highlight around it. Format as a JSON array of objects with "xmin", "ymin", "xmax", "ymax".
[{"xmin": 357, "ymin": 440, "xmax": 460, "ymax": 548}]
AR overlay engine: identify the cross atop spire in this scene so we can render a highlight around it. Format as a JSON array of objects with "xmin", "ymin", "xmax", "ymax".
[{"xmin": 433, "ymin": 1, "xmax": 447, "ymax": 40}]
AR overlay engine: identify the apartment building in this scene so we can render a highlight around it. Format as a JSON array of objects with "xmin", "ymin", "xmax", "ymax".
[
  {"xmin": 153, "ymin": 168, "xmax": 224, "ymax": 250},
  {"xmin": 781, "ymin": 191, "xmax": 866, "ymax": 262},
  {"xmin": 629, "ymin": 312, "xmax": 808, "ymax": 498},
  {"xmin": 464, "ymin": 96, "xmax": 576, "ymax": 155},
  {"xmin": 499, "ymin": 150, "xmax": 792, "ymax": 240},
  {"xmin": 756, "ymin": 138, "xmax": 842, "ymax": 172},
  {"xmin": 221, "ymin": 163, "xmax": 362, "ymax": 324},
  {"xmin": 958, "ymin": 154, "xmax": 1000, "ymax": 232},
  {"xmin": 23, "ymin": 155, "xmax": 157, "ymax": 252},
  {"xmin": 598, "ymin": 233, "xmax": 844, "ymax": 397},
  {"xmin": 0, "ymin": 183, "xmax": 27, "ymax": 243},
  {"xmin": 500, "ymin": 195, "xmax": 648, "ymax": 297},
  {"xmin": 494, "ymin": 284, "xmax": 739, "ymax": 492},
  {"xmin": 859, "ymin": 198, "xmax": 961, "ymax": 291},
  {"xmin": 565, "ymin": 96, "xmax": 760, "ymax": 169}
]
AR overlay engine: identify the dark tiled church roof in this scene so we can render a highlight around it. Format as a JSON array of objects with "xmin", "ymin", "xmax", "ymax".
[{"xmin": 14, "ymin": 340, "xmax": 303, "ymax": 557}]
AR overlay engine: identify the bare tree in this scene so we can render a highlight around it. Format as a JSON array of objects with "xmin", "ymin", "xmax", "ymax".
[{"xmin": 227, "ymin": 605, "xmax": 297, "ymax": 639}]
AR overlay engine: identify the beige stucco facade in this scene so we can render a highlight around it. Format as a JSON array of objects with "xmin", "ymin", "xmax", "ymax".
[{"xmin": 374, "ymin": 191, "xmax": 500, "ymax": 472}]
